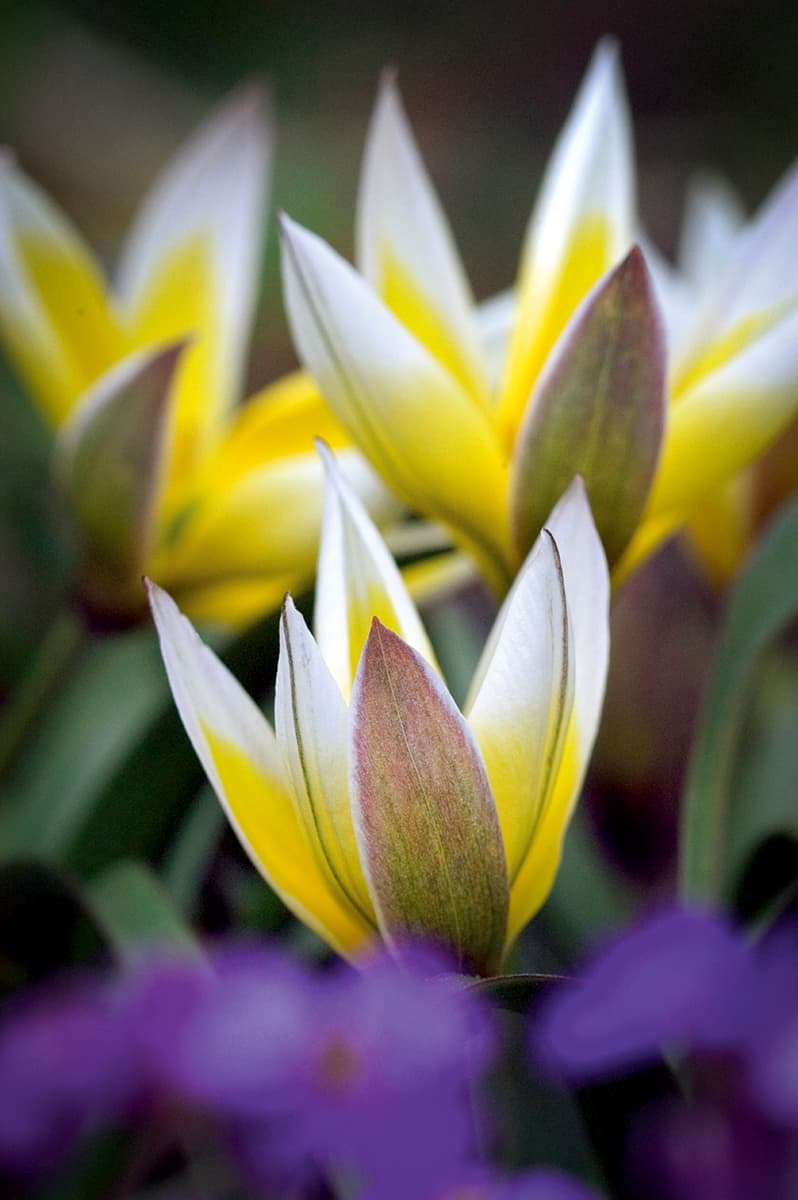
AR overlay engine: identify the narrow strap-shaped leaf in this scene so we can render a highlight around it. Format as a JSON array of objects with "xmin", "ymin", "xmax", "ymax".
[
  {"xmin": 680, "ymin": 496, "xmax": 798, "ymax": 902},
  {"xmin": 510, "ymin": 247, "xmax": 665, "ymax": 566},
  {"xmin": 350, "ymin": 619, "xmax": 508, "ymax": 975},
  {"xmin": 87, "ymin": 860, "xmax": 201, "ymax": 962}
]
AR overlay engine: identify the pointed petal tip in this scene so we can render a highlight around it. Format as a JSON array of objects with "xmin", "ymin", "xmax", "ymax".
[
  {"xmin": 278, "ymin": 212, "xmax": 316, "ymax": 255},
  {"xmin": 279, "ymin": 591, "xmax": 309, "ymax": 649},
  {"xmin": 377, "ymin": 64, "xmax": 400, "ymax": 97},
  {"xmin": 215, "ymin": 78, "xmax": 274, "ymax": 135},
  {"xmin": 276, "ymin": 209, "xmax": 299, "ymax": 239},
  {"xmin": 149, "ymin": 335, "xmax": 192, "ymax": 375},
  {"xmin": 145, "ymin": 576, "xmax": 175, "ymax": 623},
  {"xmin": 621, "ymin": 242, "xmax": 655, "ymax": 289},
  {"xmin": 314, "ymin": 435, "xmax": 336, "ymax": 470},
  {"xmin": 593, "ymin": 34, "xmax": 621, "ymax": 64}
]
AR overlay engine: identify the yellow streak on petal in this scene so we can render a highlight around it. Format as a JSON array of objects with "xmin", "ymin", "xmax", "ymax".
[
  {"xmin": 127, "ymin": 233, "xmax": 217, "ymax": 505},
  {"xmin": 505, "ymin": 720, "xmax": 580, "ymax": 950},
  {"xmin": 149, "ymin": 456, "xmax": 327, "ymax": 605},
  {"xmin": 205, "ymin": 728, "xmax": 373, "ymax": 957},
  {"xmin": 500, "ymin": 215, "xmax": 613, "ymax": 445},
  {"xmin": 682, "ymin": 474, "xmax": 755, "ymax": 587},
  {"xmin": 671, "ymin": 303, "xmax": 794, "ymax": 400},
  {"xmin": 380, "ymin": 243, "xmax": 485, "ymax": 401},
  {"xmin": 211, "ymin": 371, "xmax": 350, "ymax": 484},
  {"xmin": 344, "ymin": 578, "xmax": 415, "ymax": 686},
  {"xmin": 161, "ymin": 573, "xmax": 298, "ymax": 630},
  {"xmin": 13, "ymin": 230, "xmax": 123, "ymax": 425}
]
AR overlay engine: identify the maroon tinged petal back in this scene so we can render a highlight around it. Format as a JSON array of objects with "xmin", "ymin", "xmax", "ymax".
[{"xmin": 350, "ymin": 620, "xmax": 509, "ymax": 975}]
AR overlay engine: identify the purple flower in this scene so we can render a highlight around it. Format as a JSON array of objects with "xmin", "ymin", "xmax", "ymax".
[
  {"xmin": 148, "ymin": 945, "xmax": 316, "ymax": 1117},
  {"xmin": 531, "ymin": 904, "xmax": 798, "ymax": 1199},
  {"xmin": 627, "ymin": 1099, "xmax": 793, "ymax": 1200},
  {"xmin": 0, "ymin": 938, "xmax": 498, "ymax": 1196},
  {"xmin": 534, "ymin": 906, "xmax": 752, "ymax": 1080},
  {"xmin": 230, "ymin": 950, "xmax": 496, "ymax": 1199},
  {"xmin": 0, "ymin": 975, "xmax": 137, "ymax": 1175},
  {"xmin": 432, "ymin": 1166, "xmax": 603, "ymax": 1199},
  {"xmin": 740, "ymin": 921, "xmax": 798, "ymax": 1127}
]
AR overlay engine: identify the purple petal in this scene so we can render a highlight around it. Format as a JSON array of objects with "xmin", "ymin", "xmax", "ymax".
[{"xmin": 533, "ymin": 906, "xmax": 753, "ymax": 1080}]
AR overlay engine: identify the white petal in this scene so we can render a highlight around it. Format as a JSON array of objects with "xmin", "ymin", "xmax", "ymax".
[
  {"xmin": 117, "ymin": 85, "xmax": 273, "ymax": 423},
  {"xmin": 677, "ymin": 171, "xmax": 746, "ymax": 289},
  {"xmin": 314, "ymin": 442, "xmax": 438, "ymax": 700},
  {"xmin": 500, "ymin": 39, "xmax": 635, "ymax": 432},
  {"xmin": 275, "ymin": 597, "xmax": 375, "ymax": 924},
  {"xmin": 146, "ymin": 581, "xmax": 371, "ymax": 957},
  {"xmin": 280, "ymin": 214, "xmax": 513, "ymax": 589},
  {"xmin": 466, "ymin": 528, "xmax": 574, "ymax": 883},
  {"xmin": 527, "ymin": 39, "xmax": 634, "ymax": 287},
  {"xmin": 639, "ymin": 233, "xmax": 694, "ymax": 357},
  {"xmin": 502, "ymin": 479, "xmax": 610, "ymax": 946},
  {"xmin": 0, "ymin": 156, "xmax": 121, "ymax": 425},
  {"xmin": 544, "ymin": 477, "xmax": 611, "ymax": 773},
  {"xmin": 476, "ymin": 288, "xmax": 516, "ymax": 395},
  {"xmin": 648, "ymin": 302, "xmax": 798, "ymax": 519},
  {"xmin": 673, "ymin": 161, "xmax": 798, "ymax": 384},
  {"xmin": 355, "ymin": 73, "xmax": 486, "ymax": 399}
]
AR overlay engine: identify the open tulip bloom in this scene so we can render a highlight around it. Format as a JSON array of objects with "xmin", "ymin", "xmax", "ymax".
[
  {"xmin": 279, "ymin": 40, "xmax": 798, "ymax": 594},
  {"xmin": 0, "ymin": 88, "xmax": 391, "ymax": 627},
  {"xmin": 148, "ymin": 450, "xmax": 609, "ymax": 975}
]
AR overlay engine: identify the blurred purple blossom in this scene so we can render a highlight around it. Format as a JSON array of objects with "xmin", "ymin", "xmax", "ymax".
[
  {"xmin": 434, "ymin": 1165, "xmax": 603, "ymax": 1198},
  {"xmin": 532, "ymin": 904, "xmax": 798, "ymax": 1199},
  {"xmin": 0, "ymin": 939, "xmax": 510, "ymax": 1197},
  {"xmin": 0, "ymin": 975, "xmax": 138, "ymax": 1174}
]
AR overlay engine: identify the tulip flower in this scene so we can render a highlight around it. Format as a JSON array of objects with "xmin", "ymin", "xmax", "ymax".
[
  {"xmin": 148, "ymin": 449, "xmax": 609, "ymax": 975},
  {"xmin": 278, "ymin": 41, "xmax": 798, "ymax": 595},
  {"xmin": 0, "ymin": 88, "xmax": 392, "ymax": 627},
  {"xmin": 650, "ymin": 174, "xmax": 798, "ymax": 585}
]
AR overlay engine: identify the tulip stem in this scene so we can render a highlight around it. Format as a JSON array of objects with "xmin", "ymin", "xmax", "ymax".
[{"xmin": 0, "ymin": 608, "xmax": 86, "ymax": 779}]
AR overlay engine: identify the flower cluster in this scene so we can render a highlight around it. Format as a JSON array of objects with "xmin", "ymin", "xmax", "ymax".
[
  {"xmin": 0, "ymin": 941, "xmax": 597, "ymax": 1200},
  {"xmin": 0, "ymin": 87, "xmax": 392, "ymax": 628},
  {"xmin": 534, "ymin": 906, "xmax": 798, "ymax": 1199}
]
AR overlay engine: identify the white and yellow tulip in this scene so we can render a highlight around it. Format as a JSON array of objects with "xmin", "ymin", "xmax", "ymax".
[
  {"xmin": 148, "ymin": 450, "xmax": 609, "ymax": 974},
  {"xmin": 278, "ymin": 41, "xmax": 798, "ymax": 593},
  {"xmin": 0, "ymin": 88, "xmax": 391, "ymax": 627},
  {"xmin": 649, "ymin": 173, "xmax": 798, "ymax": 585}
]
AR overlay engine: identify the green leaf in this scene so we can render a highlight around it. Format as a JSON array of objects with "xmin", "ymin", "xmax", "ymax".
[
  {"xmin": 87, "ymin": 860, "xmax": 201, "ymax": 962},
  {"xmin": 680, "ymin": 496, "xmax": 798, "ymax": 903},
  {"xmin": 0, "ymin": 609, "xmax": 84, "ymax": 777},
  {"xmin": 162, "ymin": 784, "xmax": 224, "ymax": 916},
  {"xmin": 728, "ymin": 664, "xmax": 798, "ymax": 893},
  {"xmin": 0, "ymin": 626, "xmax": 173, "ymax": 862},
  {"xmin": 510, "ymin": 246, "xmax": 665, "ymax": 566}
]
